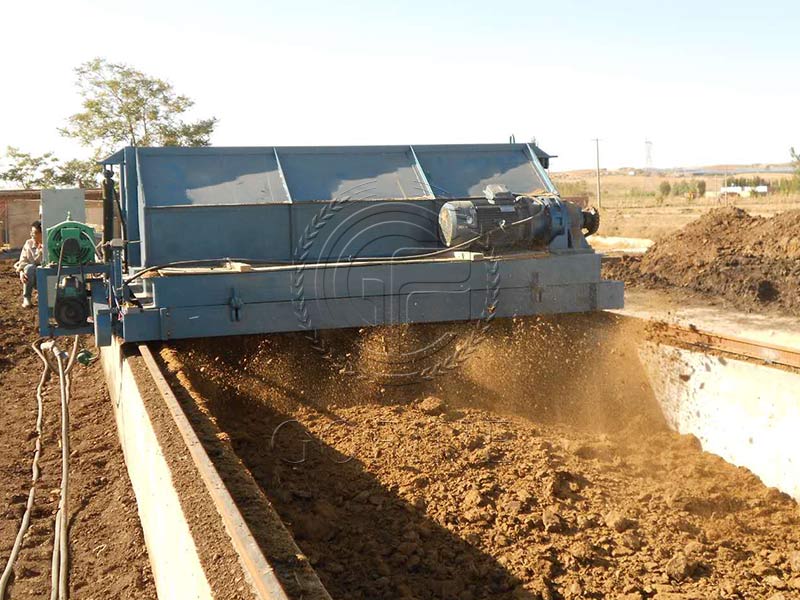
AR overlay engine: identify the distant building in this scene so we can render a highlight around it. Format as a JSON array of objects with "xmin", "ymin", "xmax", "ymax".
[
  {"xmin": 0, "ymin": 189, "xmax": 102, "ymax": 248},
  {"xmin": 719, "ymin": 185, "xmax": 769, "ymax": 198}
]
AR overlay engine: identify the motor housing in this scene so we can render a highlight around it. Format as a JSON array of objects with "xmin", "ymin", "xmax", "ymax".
[
  {"xmin": 439, "ymin": 185, "xmax": 601, "ymax": 250},
  {"xmin": 46, "ymin": 220, "xmax": 96, "ymax": 266},
  {"xmin": 54, "ymin": 276, "xmax": 90, "ymax": 329}
]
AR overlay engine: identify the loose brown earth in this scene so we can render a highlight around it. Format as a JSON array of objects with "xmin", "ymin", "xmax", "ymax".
[
  {"xmin": 603, "ymin": 208, "xmax": 800, "ymax": 317},
  {"xmin": 161, "ymin": 315, "xmax": 800, "ymax": 600},
  {"xmin": 0, "ymin": 259, "xmax": 155, "ymax": 598}
]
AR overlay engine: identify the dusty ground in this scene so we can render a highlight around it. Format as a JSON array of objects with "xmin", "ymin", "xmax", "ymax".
[
  {"xmin": 551, "ymin": 170, "xmax": 800, "ymax": 240},
  {"xmin": 0, "ymin": 259, "xmax": 155, "ymax": 598},
  {"xmin": 162, "ymin": 315, "xmax": 800, "ymax": 600},
  {"xmin": 603, "ymin": 208, "xmax": 800, "ymax": 317},
  {"xmin": 597, "ymin": 203, "xmax": 800, "ymax": 240}
]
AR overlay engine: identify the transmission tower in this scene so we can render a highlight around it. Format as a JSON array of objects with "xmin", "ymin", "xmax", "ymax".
[{"xmin": 645, "ymin": 139, "xmax": 653, "ymax": 171}]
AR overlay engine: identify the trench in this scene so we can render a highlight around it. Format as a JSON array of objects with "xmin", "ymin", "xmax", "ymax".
[{"xmin": 156, "ymin": 315, "xmax": 800, "ymax": 600}]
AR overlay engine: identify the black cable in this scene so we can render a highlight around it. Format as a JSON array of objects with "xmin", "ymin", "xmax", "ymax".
[
  {"xmin": 0, "ymin": 341, "xmax": 51, "ymax": 598},
  {"xmin": 112, "ymin": 183, "xmax": 128, "ymax": 267},
  {"xmin": 122, "ymin": 213, "xmax": 539, "ymax": 285},
  {"xmin": 79, "ymin": 230, "xmax": 102, "ymax": 262}
]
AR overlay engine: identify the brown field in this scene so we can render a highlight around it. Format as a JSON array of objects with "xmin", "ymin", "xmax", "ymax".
[{"xmin": 551, "ymin": 170, "xmax": 800, "ymax": 239}]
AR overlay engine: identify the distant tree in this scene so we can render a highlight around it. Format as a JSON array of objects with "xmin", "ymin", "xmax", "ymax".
[
  {"xmin": 60, "ymin": 58, "xmax": 217, "ymax": 155},
  {"xmin": 792, "ymin": 147, "xmax": 800, "ymax": 177},
  {"xmin": 0, "ymin": 147, "xmax": 60, "ymax": 188},
  {"xmin": 59, "ymin": 158, "xmax": 101, "ymax": 188},
  {"xmin": 696, "ymin": 180, "xmax": 706, "ymax": 197},
  {"xmin": 3, "ymin": 59, "xmax": 216, "ymax": 190},
  {"xmin": 673, "ymin": 181, "xmax": 694, "ymax": 197},
  {"xmin": 727, "ymin": 176, "xmax": 768, "ymax": 188},
  {"xmin": 0, "ymin": 147, "xmax": 100, "ymax": 189},
  {"xmin": 658, "ymin": 180, "xmax": 671, "ymax": 197}
]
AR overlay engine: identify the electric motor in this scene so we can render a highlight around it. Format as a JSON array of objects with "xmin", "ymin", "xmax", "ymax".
[
  {"xmin": 47, "ymin": 220, "xmax": 96, "ymax": 266},
  {"xmin": 438, "ymin": 185, "xmax": 599, "ymax": 250},
  {"xmin": 54, "ymin": 276, "xmax": 90, "ymax": 329}
]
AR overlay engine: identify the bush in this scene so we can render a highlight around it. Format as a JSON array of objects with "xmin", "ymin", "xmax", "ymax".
[
  {"xmin": 556, "ymin": 180, "xmax": 588, "ymax": 196},
  {"xmin": 658, "ymin": 181, "xmax": 671, "ymax": 197},
  {"xmin": 775, "ymin": 177, "xmax": 800, "ymax": 195},
  {"xmin": 725, "ymin": 176, "xmax": 768, "ymax": 187}
]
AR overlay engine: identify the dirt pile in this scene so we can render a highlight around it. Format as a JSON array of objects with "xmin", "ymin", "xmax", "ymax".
[
  {"xmin": 162, "ymin": 320, "xmax": 800, "ymax": 600},
  {"xmin": 602, "ymin": 208, "xmax": 800, "ymax": 315}
]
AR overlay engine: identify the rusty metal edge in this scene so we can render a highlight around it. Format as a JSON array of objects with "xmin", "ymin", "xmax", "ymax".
[
  {"xmin": 644, "ymin": 321, "xmax": 800, "ymax": 370},
  {"xmin": 138, "ymin": 343, "xmax": 290, "ymax": 600}
]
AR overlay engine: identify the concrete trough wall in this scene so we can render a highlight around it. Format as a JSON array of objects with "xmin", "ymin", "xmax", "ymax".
[
  {"xmin": 101, "ymin": 339, "xmax": 214, "ymax": 600},
  {"xmin": 640, "ymin": 342, "xmax": 800, "ymax": 501}
]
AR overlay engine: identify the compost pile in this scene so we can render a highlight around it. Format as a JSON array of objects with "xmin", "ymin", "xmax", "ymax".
[
  {"xmin": 162, "ymin": 318, "xmax": 800, "ymax": 600},
  {"xmin": 602, "ymin": 208, "xmax": 800, "ymax": 315}
]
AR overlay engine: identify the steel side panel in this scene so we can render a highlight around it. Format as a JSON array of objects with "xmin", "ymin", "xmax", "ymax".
[
  {"xmin": 120, "ymin": 282, "xmax": 621, "ymax": 342},
  {"xmin": 124, "ymin": 147, "xmax": 142, "ymax": 266},
  {"xmin": 277, "ymin": 148, "xmax": 429, "ymax": 202},
  {"xmin": 138, "ymin": 150, "xmax": 289, "ymax": 206},
  {"xmin": 289, "ymin": 200, "xmax": 442, "ymax": 260},
  {"xmin": 121, "ymin": 144, "xmax": 561, "ymax": 267},
  {"xmin": 143, "ymin": 205, "xmax": 292, "ymax": 265},
  {"xmin": 598, "ymin": 280, "xmax": 624, "ymax": 310},
  {"xmin": 149, "ymin": 254, "xmax": 604, "ymax": 307},
  {"xmin": 413, "ymin": 146, "xmax": 548, "ymax": 198}
]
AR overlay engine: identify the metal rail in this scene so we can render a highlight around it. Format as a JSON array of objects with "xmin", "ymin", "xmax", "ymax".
[
  {"xmin": 138, "ymin": 344, "xmax": 290, "ymax": 600},
  {"xmin": 648, "ymin": 321, "xmax": 800, "ymax": 370}
]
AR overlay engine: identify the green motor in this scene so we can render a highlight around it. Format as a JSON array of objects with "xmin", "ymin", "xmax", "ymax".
[{"xmin": 47, "ymin": 220, "xmax": 96, "ymax": 266}]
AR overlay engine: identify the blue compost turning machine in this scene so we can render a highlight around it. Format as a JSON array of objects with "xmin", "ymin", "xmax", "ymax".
[{"xmin": 36, "ymin": 143, "xmax": 623, "ymax": 346}]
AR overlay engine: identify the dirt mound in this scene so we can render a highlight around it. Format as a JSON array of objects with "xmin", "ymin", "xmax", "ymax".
[
  {"xmin": 162, "ymin": 320, "xmax": 800, "ymax": 600},
  {"xmin": 603, "ymin": 208, "xmax": 800, "ymax": 315}
]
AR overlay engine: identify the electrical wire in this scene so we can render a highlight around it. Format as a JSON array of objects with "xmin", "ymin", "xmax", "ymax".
[
  {"xmin": 122, "ymin": 212, "xmax": 542, "ymax": 285},
  {"xmin": 79, "ymin": 230, "xmax": 102, "ymax": 262},
  {"xmin": 45, "ymin": 336, "xmax": 78, "ymax": 600},
  {"xmin": 113, "ymin": 184, "xmax": 128, "ymax": 261},
  {"xmin": 0, "ymin": 341, "xmax": 52, "ymax": 599}
]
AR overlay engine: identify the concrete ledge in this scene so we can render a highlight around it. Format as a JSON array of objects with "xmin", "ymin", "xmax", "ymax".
[
  {"xmin": 641, "ymin": 342, "xmax": 800, "ymax": 501},
  {"xmin": 101, "ymin": 338, "xmax": 213, "ymax": 600}
]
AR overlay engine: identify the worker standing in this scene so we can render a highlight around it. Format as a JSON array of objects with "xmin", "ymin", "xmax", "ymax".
[{"xmin": 14, "ymin": 220, "xmax": 43, "ymax": 308}]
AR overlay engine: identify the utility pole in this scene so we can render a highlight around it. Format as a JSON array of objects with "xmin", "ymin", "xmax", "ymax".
[{"xmin": 592, "ymin": 138, "xmax": 602, "ymax": 208}]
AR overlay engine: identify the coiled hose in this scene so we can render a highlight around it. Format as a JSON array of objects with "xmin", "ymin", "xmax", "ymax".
[
  {"xmin": 48, "ymin": 337, "xmax": 78, "ymax": 600},
  {"xmin": 0, "ymin": 336, "xmax": 78, "ymax": 600},
  {"xmin": 0, "ymin": 341, "xmax": 53, "ymax": 597}
]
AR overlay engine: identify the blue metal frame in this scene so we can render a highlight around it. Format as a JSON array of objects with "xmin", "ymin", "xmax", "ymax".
[
  {"xmin": 103, "ymin": 144, "xmax": 559, "ymax": 268},
  {"xmin": 31, "ymin": 143, "xmax": 623, "ymax": 346},
  {"xmin": 116, "ymin": 253, "xmax": 621, "ymax": 342},
  {"xmin": 36, "ymin": 263, "xmax": 112, "ymax": 339}
]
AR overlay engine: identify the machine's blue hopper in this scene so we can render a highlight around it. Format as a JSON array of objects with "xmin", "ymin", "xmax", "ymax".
[{"xmin": 37, "ymin": 143, "xmax": 622, "ymax": 346}]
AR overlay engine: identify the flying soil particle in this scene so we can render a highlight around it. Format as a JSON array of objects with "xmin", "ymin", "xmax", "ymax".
[{"xmin": 161, "ymin": 313, "xmax": 800, "ymax": 600}]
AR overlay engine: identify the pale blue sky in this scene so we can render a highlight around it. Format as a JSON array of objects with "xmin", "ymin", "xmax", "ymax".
[{"xmin": 1, "ymin": 0, "xmax": 797, "ymax": 171}]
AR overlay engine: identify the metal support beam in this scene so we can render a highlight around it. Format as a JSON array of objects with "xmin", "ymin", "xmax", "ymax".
[{"xmin": 409, "ymin": 145, "xmax": 435, "ymax": 198}]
